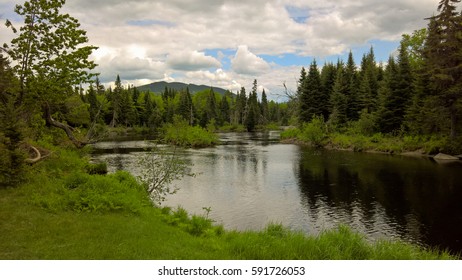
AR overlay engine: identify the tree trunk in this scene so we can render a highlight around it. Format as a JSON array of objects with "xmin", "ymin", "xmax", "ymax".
[
  {"xmin": 450, "ymin": 104, "xmax": 457, "ymax": 139},
  {"xmin": 43, "ymin": 102, "xmax": 86, "ymax": 148}
]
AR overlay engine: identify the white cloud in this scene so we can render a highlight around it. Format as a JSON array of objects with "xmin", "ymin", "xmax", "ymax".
[
  {"xmin": 1, "ymin": 0, "xmax": 440, "ymax": 93},
  {"xmin": 166, "ymin": 50, "xmax": 221, "ymax": 71},
  {"xmin": 231, "ymin": 45, "xmax": 271, "ymax": 75}
]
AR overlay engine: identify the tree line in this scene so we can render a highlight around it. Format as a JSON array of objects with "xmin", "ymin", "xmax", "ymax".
[
  {"xmin": 82, "ymin": 77, "xmax": 291, "ymax": 132},
  {"xmin": 295, "ymin": 0, "xmax": 462, "ymax": 140}
]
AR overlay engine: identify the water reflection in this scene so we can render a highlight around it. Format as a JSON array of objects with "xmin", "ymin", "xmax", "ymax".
[
  {"xmin": 296, "ymin": 148, "xmax": 462, "ymax": 253},
  {"xmin": 91, "ymin": 132, "xmax": 462, "ymax": 255}
]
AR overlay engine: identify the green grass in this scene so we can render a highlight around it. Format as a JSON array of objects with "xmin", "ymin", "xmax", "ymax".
[{"xmin": 0, "ymin": 145, "xmax": 457, "ymax": 260}]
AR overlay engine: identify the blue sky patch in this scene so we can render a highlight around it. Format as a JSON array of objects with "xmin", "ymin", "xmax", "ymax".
[{"xmin": 127, "ymin": 19, "xmax": 175, "ymax": 27}]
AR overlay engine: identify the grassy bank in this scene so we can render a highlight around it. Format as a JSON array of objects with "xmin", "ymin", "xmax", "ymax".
[{"xmin": 0, "ymin": 145, "xmax": 457, "ymax": 259}]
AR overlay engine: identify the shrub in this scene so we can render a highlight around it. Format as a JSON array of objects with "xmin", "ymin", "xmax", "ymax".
[
  {"xmin": 280, "ymin": 127, "xmax": 300, "ymax": 140},
  {"xmin": 163, "ymin": 115, "xmax": 219, "ymax": 147},
  {"xmin": 299, "ymin": 116, "xmax": 327, "ymax": 147},
  {"xmin": 85, "ymin": 162, "xmax": 108, "ymax": 175}
]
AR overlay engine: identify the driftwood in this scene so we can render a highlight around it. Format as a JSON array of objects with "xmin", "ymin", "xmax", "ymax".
[
  {"xmin": 21, "ymin": 143, "xmax": 52, "ymax": 164},
  {"xmin": 24, "ymin": 145, "xmax": 41, "ymax": 164}
]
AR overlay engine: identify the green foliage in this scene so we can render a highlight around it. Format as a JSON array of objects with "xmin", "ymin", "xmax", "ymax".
[
  {"xmin": 0, "ymin": 98, "xmax": 26, "ymax": 188},
  {"xmin": 85, "ymin": 162, "xmax": 108, "ymax": 175},
  {"xmin": 346, "ymin": 110, "xmax": 377, "ymax": 136},
  {"xmin": 163, "ymin": 115, "xmax": 219, "ymax": 148},
  {"xmin": 299, "ymin": 116, "xmax": 327, "ymax": 147},
  {"xmin": 37, "ymin": 171, "xmax": 150, "ymax": 214},
  {"xmin": 280, "ymin": 127, "xmax": 301, "ymax": 140},
  {"xmin": 64, "ymin": 95, "xmax": 91, "ymax": 127},
  {"xmin": 161, "ymin": 206, "xmax": 218, "ymax": 237},
  {"xmin": 138, "ymin": 144, "xmax": 194, "ymax": 205},
  {"xmin": 219, "ymin": 123, "xmax": 247, "ymax": 132},
  {"xmin": 4, "ymin": 0, "xmax": 97, "ymax": 104}
]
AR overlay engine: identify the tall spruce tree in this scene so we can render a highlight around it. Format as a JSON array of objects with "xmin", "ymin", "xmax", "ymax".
[
  {"xmin": 299, "ymin": 60, "xmax": 323, "ymax": 123},
  {"xmin": 260, "ymin": 89, "xmax": 269, "ymax": 125},
  {"xmin": 345, "ymin": 51, "xmax": 360, "ymax": 120},
  {"xmin": 320, "ymin": 62, "xmax": 337, "ymax": 120},
  {"xmin": 329, "ymin": 62, "xmax": 349, "ymax": 126},
  {"xmin": 424, "ymin": 0, "xmax": 462, "ymax": 138}
]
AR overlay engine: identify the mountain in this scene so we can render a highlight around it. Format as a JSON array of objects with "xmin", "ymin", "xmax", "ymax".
[{"xmin": 137, "ymin": 81, "xmax": 229, "ymax": 95}]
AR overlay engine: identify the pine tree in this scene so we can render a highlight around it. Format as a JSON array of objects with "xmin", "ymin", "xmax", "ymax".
[
  {"xmin": 377, "ymin": 56, "xmax": 400, "ymax": 133},
  {"xmin": 205, "ymin": 88, "xmax": 218, "ymax": 123},
  {"xmin": 329, "ymin": 62, "xmax": 349, "ymax": 126},
  {"xmin": 87, "ymin": 84, "xmax": 100, "ymax": 123},
  {"xmin": 260, "ymin": 89, "xmax": 269, "ymax": 125},
  {"xmin": 424, "ymin": 0, "xmax": 462, "ymax": 138},
  {"xmin": 299, "ymin": 60, "xmax": 323, "ymax": 123},
  {"xmin": 110, "ymin": 75, "xmax": 123, "ymax": 127},
  {"xmin": 219, "ymin": 95, "xmax": 230, "ymax": 125},
  {"xmin": 245, "ymin": 79, "xmax": 260, "ymax": 131},
  {"xmin": 320, "ymin": 62, "xmax": 337, "ymax": 120},
  {"xmin": 178, "ymin": 87, "xmax": 194, "ymax": 125},
  {"xmin": 345, "ymin": 51, "xmax": 360, "ymax": 120}
]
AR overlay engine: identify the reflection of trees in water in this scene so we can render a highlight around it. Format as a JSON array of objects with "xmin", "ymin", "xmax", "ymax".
[{"xmin": 296, "ymin": 148, "xmax": 462, "ymax": 254}]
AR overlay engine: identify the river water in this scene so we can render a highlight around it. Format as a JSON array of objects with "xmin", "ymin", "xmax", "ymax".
[{"xmin": 91, "ymin": 132, "xmax": 462, "ymax": 255}]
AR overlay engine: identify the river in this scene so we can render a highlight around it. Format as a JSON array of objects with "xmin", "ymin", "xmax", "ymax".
[{"xmin": 91, "ymin": 131, "xmax": 462, "ymax": 255}]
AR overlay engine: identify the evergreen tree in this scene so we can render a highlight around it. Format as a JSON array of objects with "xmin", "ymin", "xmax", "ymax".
[
  {"xmin": 120, "ymin": 87, "xmax": 138, "ymax": 126},
  {"xmin": 320, "ymin": 62, "xmax": 337, "ymax": 120},
  {"xmin": 329, "ymin": 62, "xmax": 349, "ymax": 126},
  {"xmin": 87, "ymin": 84, "xmax": 100, "ymax": 123},
  {"xmin": 424, "ymin": 0, "xmax": 462, "ymax": 138},
  {"xmin": 377, "ymin": 56, "xmax": 400, "ymax": 133},
  {"xmin": 299, "ymin": 60, "xmax": 323, "ymax": 123},
  {"xmin": 358, "ymin": 47, "xmax": 380, "ymax": 113},
  {"xmin": 260, "ymin": 89, "xmax": 269, "ymax": 125},
  {"xmin": 245, "ymin": 79, "xmax": 260, "ymax": 131},
  {"xmin": 142, "ymin": 92, "xmax": 154, "ymax": 126},
  {"xmin": 178, "ymin": 87, "xmax": 194, "ymax": 125},
  {"xmin": 219, "ymin": 95, "xmax": 230, "ymax": 125},
  {"xmin": 345, "ymin": 51, "xmax": 360, "ymax": 120},
  {"xmin": 234, "ymin": 87, "xmax": 247, "ymax": 125},
  {"xmin": 205, "ymin": 88, "xmax": 218, "ymax": 123},
  {"xmin": 110, "ymin": 75, "xmax": 123, "ymax": 127}
]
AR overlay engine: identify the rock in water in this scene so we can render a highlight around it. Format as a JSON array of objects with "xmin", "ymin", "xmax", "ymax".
[{"xmin": 434, "ymin": 153, "xmax": 460, "ymax": 160}]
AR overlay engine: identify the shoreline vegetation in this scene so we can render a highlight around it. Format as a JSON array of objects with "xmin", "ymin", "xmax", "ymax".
[
  {"xmin": 280, "ymin": 117, "xmax": 462, "ymax": 160},
  {"xmin": 0, "ymin": 143, "xmax": 458, "ymax": 260}
]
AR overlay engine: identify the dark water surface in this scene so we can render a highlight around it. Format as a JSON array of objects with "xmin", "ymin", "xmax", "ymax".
[{"xmin": 91, "ymin": 132, "xmax": 462, "ymax": 254}]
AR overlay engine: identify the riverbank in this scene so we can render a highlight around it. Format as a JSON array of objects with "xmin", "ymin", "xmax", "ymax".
[
  {"xmin": 0, "ymin": 143, "xmax": 458, "ymax": 260},
  {"xmin": 280, "ymin": 125, "xmax": 461, "ymax": 160}
]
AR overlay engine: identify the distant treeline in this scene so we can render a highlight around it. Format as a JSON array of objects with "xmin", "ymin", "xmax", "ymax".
[{"xmin": 81, "ymin": 77, "xmax": 291, "ymax": 132}]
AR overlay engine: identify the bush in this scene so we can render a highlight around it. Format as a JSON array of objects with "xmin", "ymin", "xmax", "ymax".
[
  {"xmin": 299, "ymin": 116, "xmax": 327, "ymax": 147},
  {"xmin": 280, "ymin": 127, "xmax": 300, "ymax": 140},
  {"xmin": 85, "ymin": 162, "xmax": 108, "ymax": 175},
  {"xmin": 163, "ymin": 115, "xmax": 219, "ymax": 148}
]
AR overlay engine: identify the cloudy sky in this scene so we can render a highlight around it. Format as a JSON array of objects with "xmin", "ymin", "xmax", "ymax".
[{"xmin": 1, "ymin": 0, "xmax": 439, "ymax": 99}]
